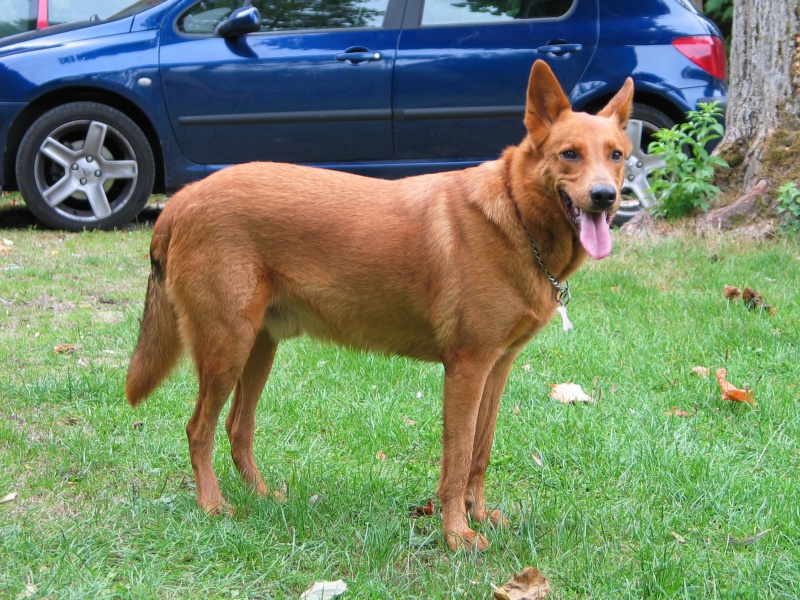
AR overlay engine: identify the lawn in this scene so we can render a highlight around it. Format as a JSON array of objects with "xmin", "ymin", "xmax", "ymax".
[{"xmin": 1, "ymin": 198, "xmax": 799, "ymax": 599}]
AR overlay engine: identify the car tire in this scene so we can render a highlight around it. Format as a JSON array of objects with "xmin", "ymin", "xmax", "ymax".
[
  {"xmin": 16, "ymin": 102, "xmax": 155, "ymax": 231},
  {"xmin": 614, "ymin": 103, "xmax": 675, "ymax": 224}
]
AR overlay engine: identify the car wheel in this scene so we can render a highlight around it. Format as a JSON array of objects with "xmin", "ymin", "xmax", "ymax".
[
  {"xmin": 16, "ymin": 102, "xmax": 155, "ymax": 231},
  {"xmin": 614, "ymin": 103, "xmax": 674, "ymax": 224}
]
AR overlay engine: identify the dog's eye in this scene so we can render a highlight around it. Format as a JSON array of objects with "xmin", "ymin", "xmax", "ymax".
[
  {"xmin": 611, "ymin": 150, "xmax": 623, "ymax": 162},
  {"xmin": 561, "ymin": 150, "xmax": 578, "ymax": 161}
]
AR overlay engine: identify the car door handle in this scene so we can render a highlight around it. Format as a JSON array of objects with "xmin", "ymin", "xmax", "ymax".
[
  {"xmin": 336, "ymin": 47, "xmax": 382, "ymax": 64},
  {"xmin": 537, "ymin": 43, "xmax": 583, "ymax": 57}
]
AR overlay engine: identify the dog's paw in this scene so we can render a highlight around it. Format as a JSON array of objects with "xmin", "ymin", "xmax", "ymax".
[
  {"xmin": 201, "ymin": 498, "xmax": 233, "ymax": 516},
  {"xmin": 445, "ymin": 528, "xmax": 491, "ymax": 552}
]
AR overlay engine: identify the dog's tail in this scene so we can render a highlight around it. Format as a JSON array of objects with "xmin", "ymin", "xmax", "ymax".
[{"xmin": 125, "ymin": 213, "xmax": 182, "ymax": 407}]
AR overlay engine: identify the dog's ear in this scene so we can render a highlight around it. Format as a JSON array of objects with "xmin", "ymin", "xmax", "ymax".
[
  {"xmin": 524, "ymin": 60, "xmax": 572, "ymax": 145},
  {"xmin": 598, "ymin": 77, "xmax": 634, "ymax": 129}
]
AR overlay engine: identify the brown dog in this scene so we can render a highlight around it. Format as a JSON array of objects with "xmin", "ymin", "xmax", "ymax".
[{"xmin": 126, "ymin": 60, "xmax": 633, "ymax": 551}]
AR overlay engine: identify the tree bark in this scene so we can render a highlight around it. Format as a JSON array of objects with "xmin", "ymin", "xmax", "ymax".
[{"xmin": 716, "ymin": 0, "xmax": 800, "ymax": 192}]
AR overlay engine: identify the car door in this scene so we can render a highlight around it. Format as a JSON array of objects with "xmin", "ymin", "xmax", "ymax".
[
  {"xmin": 159, "ymin": 0, "xmax": 402, "ymax": 169},
  {"xmin": 393, "ymin": 0, "xmax": 598, "ymax": 162}
]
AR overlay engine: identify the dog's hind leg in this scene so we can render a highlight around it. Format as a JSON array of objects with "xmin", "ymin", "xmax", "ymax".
[
  {"xmin": 438, "ymin": 356, "xmax": 493, "ymax": 551},
  {"xmin": 225, "ymin": 329, "xmax": 278, "ymax": 498},
  {"xmin": 464, "ymin": 351, "xmax": 518, "ymax": 527}
]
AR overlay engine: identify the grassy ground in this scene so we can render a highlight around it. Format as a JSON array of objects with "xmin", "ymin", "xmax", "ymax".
[{"xmin": 1, "ymin": 198, "xmax": 799, "ymax": 598}]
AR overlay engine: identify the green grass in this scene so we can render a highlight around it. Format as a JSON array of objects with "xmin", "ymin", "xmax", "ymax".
[{"xmin": 2, "ymin": 199, "xmax": 799, "ymax": 598}]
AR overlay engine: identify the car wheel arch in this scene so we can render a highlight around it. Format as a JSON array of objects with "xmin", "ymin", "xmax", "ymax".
[{"xmin": 6, "ymin": 88, "xmax": 166, "ymax": 194}]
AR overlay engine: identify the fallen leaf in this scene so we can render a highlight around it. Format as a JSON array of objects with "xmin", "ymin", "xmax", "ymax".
[
  {"xmin": 664, "ymin": 407, "xmax": 692, "ymax": 418},
  {"xmin": 308, "ymin": 493, "xmax": 326, "ymax": 507},
  {"xmin": 512, "ymin": 405, "xmax": 521, "ymax": 415},
  {"xmin": 376, "ymin": 450, "xmax": 387, "ymax": 461},
  {"xmin": 670, "ymin": 531, "xmax": 687, "ymax": 544},
  {"xmin": 1, "ymin": 491, "xmax": 18, "ymax": 504},
  {"xmin": 716, "ymin": 368, "xmax": 756, "ymax": 406},
  {"xmin": 401, "ymin": 417, "xmax": 417, "ymax": 426},
  {"xmin": 0, "ymin": 239, "xmax": 12, "ymax": 253},
  {"xmin": 728, "ymin": 529, "xmax": 771, "ymax": 547},
  {"xmin": 723, "ymin": 285, "xmax": 742, "ymax": 300},
  {"xmin": 690, "ymin": 366, "xmax": 710, "ymax": 378},
  {"xmin": 17, "ymin": 580, "xmax": 37, "ymax": 599},
  {"xmin": 300, "ymin": 580, "xmax": 347, "ymax": 600},
  {"xmin": 549, "ymin": 383, "xmax": 593, "ymax": 404},
  {"xmin": 610, "ymin": 285, "xmax": 622, "ymax": 294},
  {"xmin": 132, "ymin": 421, "xmax": 145, "ymax": 430},
  {"xmin": 493, "ymin": 566, "xmax": 550, "ymax": 600},
  {"xmin": 743, "ymin": 287, "xmax": 776, "ymax": 315},
  {"xmin": 54, "ymin": 344, "xmax": 76, "ymax": 355},
  {"xmin": 531, "ymin": 453, "xmax": 543, "ymax": 467},
  {"xmin": 409, "ymin": 498, "xmax": 436, "ymax": 518}
]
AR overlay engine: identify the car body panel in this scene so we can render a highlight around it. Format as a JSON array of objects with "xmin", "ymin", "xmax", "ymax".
[{"xmin": 0, "ymin": 0, "xmax": 727, "ymax": 199}]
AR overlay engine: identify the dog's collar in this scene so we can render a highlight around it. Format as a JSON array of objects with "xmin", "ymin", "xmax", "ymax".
[{"xmin": 507, "ymin": 186, "xmax": 571, "ymax": 307}]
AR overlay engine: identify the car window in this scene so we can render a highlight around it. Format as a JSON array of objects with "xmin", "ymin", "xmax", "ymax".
[
  {"xmin": 49, "ymin": 0, "xmax": 147, "ymax": 24},
  {"xmin": 0, "ymin": 0, "xmax": 33, "ymax": 37},
  {"xmin": 179, "ymin": 0, "xmax": 389, "ymax": 34},
  {"xmin": 421, "ymin": 0, "xmax": 573, "ymax": 25}
]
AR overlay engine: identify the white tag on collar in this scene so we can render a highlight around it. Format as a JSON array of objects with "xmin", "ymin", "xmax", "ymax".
[{"xmin": 557, "ymin": 305, "xmax": 574, "ymax": 332}]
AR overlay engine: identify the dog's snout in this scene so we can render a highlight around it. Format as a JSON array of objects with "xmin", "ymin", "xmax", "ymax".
[{"xmin": 590, "ymin": 184, "xmax": 617, "ymax": 209}]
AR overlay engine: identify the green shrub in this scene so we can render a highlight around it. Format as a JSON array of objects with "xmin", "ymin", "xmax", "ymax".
[
  {"xmin": 776, "ymin": 181, "xmax": 800, "ymax": 231},
  {"xmin": 647, "ymin": 102, "xmax": 728, "ymax": 220}
]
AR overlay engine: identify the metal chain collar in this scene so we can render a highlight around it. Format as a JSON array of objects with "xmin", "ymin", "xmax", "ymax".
[{"xmin": 522, "ymin": 227, "xmax": 571, "ymax": 307}]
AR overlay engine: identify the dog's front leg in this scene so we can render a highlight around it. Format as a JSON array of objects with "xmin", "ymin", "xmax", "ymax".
[
  {"xmin": 465, "ymin": 351, "xmax": 518, "ymax": 526},
  {"xmin": 438, "ymin": 357, "xmax": 492, "ymax": 551}
]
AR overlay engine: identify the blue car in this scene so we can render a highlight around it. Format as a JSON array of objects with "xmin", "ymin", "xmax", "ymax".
[{"xmin": 0, "ymin": 0, "xmax": 726, "ymax": 230}]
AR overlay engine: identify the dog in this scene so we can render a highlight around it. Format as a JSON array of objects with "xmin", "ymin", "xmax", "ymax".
[{"xmin": 125, "ymin": 60, "xmax": 633, "ymax": 551}]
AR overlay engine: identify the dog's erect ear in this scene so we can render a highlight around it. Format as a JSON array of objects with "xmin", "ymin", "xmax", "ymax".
[
  {"xmin": 524, "ymin": 60, "xmax": 572, "ymax": 144},
  {"xmin": 597, "ymin": 77, "xmax": 634, "ymax": 129}
]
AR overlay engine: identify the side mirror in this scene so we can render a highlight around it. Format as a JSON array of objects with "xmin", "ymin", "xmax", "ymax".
[{"xmin": 213, "ymin": 6, "xmax": 261, "ymax": 38}]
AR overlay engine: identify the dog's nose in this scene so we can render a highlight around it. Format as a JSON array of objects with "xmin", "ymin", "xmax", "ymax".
[{"xmin": 590, "ymin": 184, "xmax": 617, "ymax": 209}]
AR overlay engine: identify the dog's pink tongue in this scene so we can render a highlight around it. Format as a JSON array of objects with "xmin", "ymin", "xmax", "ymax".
[{"xmin": 579, "ymin": 211, "xmax": 612, "ymax": 259}]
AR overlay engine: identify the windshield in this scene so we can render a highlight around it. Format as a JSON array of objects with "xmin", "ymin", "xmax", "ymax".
[{"xmin": 107, "ymin": 0, "xmax": 172, "ymax": 21}]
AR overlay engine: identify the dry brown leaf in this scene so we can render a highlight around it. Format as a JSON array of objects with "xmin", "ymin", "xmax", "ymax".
[
  {"xmin": 690, "ymin": 366, "xmax": 710, "ymax": 378},
  {"xmin": 375, "ymin": 450, "xmax": 387, "ymax": 461},
  {"xmin": 1, "ymin": 491, "xmax": 18, "ymax": 504},
  {"xmin": 715, "ymin": 368, "xmax": 757, "ymax": 406},
  {"xmin": 728, "ymin": 529, "xmax": 771, "ymax": 547},
  {"xmin": 549, "ymin": 383, "xmax": 593, "ymax": 404},
  {"xmin": 493, "ymin": 566, "xmax": 550, "ymax": 600},
  {"xmin": 670, "ymin": 531, "xmax": 687, "ymax": 544},
  {"xmin": 664, "ymin": 407, "xmax": 692, "ymax": 418},
  {"xmin": 723, "ymin": 285, "xmax": 742, "ymax": 300},
  {"xmin": 409, "ymin": 497, "xmax": 436, "ymax": 518},
  {"xmin": 54, "ymin": 343, "xmax": 76, "ymax": 355},
  {"xmin": 743, "ymin": 287, "xmax": 776, "ymax": 315}
]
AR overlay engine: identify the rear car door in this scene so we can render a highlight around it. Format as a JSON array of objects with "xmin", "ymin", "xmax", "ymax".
[
  {"xmin": 159, "ymin": 0, "xmax": 401, "ymax": 169},
  {"xmin": 393, "ymin": 0, "xmax": 598, "ymax": 162}
]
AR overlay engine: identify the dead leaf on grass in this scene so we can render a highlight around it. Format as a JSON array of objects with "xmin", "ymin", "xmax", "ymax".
[
  {"xmin": 723, "ymin": 285, "xmax": 742, "ymax": 300},
  {"xmin": 670, "ymin": 531, "xmax": 687, "ymax": 544},
  {"xmin": 54, "ymin": 344, "xmax": 76, "ymax": 355},
  {"xmin": 401, "ymin": 417, "xmax": 417, "ymax": 426},
  {"xmin": 549, "ymin": 383, "xmax": 593, "ymax": 404},
  {"xmin": 716, "ymin": 368, "xmax": 757, "ymax": 406},
  {"xmin": 493, "ymin": 566, "xmax": 550, "ymax": 600},
  {"xmin": 690, "ymin": 366, "xmax": 710, "ymax": 378},
  {"xmin": 1, "ymin": 491, "xmax": 18, "ymax": 504},
  {"xmin": 727, "ymin": 529, "xmax": 771, "ymax": 547},
  {"xmin": 531, "ymin": 453, "xmax": 543, "ymax": 467},
  {"xmin": 0, "ymin": 238, "xmax": 13, "ymax": 253},
  {"xmin": 743, "ymin": 287, "xmax": 776, "ymax": 315},
  {"xmin": 299, "ymin": 580, "xmax": 347, "ymax": 600},
  {"xmin": 409, "ymin": 497, "xmax": 436, "ymax": 518},
  {"xmin": 375, "ymin": 450, "xmax": 387, "ymax": 461},
  {"xmin": 664, "ymin": 407, "xmax": 693, "ymax": 418}
]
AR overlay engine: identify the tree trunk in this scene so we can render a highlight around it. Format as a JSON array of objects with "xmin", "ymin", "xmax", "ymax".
[{"xmin": 716, "ymin": 0, "xmax": 800, "ymax": 192}]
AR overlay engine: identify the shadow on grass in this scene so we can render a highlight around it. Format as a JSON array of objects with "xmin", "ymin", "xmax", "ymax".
[{"xmin": 0, "ymin": 203, "xmax": 163, "ymax": 231}]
